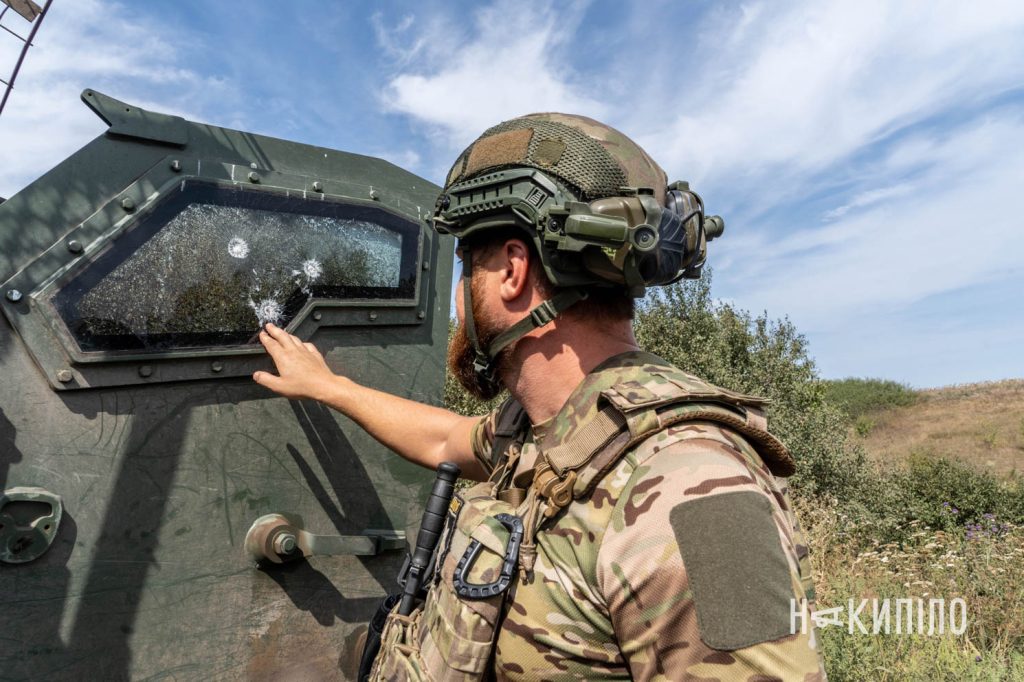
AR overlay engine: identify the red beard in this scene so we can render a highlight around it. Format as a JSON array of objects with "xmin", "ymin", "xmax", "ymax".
[{"xmin": 447, "ymin": 276, "xmax": 508, "ymax": 401}]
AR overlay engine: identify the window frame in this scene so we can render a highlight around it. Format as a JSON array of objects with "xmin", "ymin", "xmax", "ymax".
[
  {"xmin": 2, "ymin": 155, "xmax": 438, "ymax": 390},
  {"xmin": 49, "ymin": 180, "xmax": 423, "ymax": 353}
]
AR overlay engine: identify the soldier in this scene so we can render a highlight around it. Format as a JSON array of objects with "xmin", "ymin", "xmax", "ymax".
[{"xmin": 253, "ymin": 113, "xmax": 827, "ymax": 680}]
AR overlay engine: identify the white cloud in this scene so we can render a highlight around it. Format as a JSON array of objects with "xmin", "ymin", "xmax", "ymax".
[
  {"xmin": 645, "ymin": 0, "xmax": 1024, "ymax": 201},
  {"xmin": 625, "ymin": 0, "xmax": 1024, "ymax": 383},
  {"xmin": 719, "ymin": 114, "xmax": 1024, "ymax": 329},
  {"xmin": 823, "ymin": 183, "xmax": 914, "ymax": 221},
  {"xmin": 0, "ymin": 0, "xmax": 214, "ymax": 198},
  {"xmin": 377, "ymin": 1, "xmax": 607, "ymax": 152},
  {"xmin": 370, "ymin": 12, "xmax": 427, "ymax": 66},
  {"xmin": 373, "ymin": 0, "xmax": 1024, "ymax": 384}
]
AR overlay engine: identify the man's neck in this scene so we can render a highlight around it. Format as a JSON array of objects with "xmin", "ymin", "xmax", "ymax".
[{"xmin": 501, "ymin": 318, "xmax": 640, "ymax": 425}]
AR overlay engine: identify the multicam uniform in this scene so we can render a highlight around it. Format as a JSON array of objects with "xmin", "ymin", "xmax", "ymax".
[{"xmin": 371, "ymin": 352, "xmax": 827, "ymax": 681}]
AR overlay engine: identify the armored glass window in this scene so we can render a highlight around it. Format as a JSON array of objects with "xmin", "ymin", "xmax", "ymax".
[{"xmin": 51, "ymin": 182, "xmax": 420, "ymax": 352}]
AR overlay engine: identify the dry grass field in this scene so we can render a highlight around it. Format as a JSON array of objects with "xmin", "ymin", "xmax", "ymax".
[
  {"xmin": 813, "ymin": 378, "xmax": 1024, "ymax": 678},
  {"xmin": 858, "ymin": 380, "xmax": 1024, "ymax": 478}
]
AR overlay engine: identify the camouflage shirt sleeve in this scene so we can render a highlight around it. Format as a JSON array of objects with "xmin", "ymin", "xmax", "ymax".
[
  {"xmin": 596, "ymin": 430, "xmax": 825, "ymax": 681},
  {"xmin": 468, "ymin": 406, "xmax": 502, "ymax": 476}
]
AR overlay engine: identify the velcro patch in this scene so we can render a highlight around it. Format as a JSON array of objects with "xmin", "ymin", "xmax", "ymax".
[
  {"xmin": 464, "ymin": 128, "xmax": 533, "ymax": 177},
  {"xmin": 670, "ymin": 491, "xmax": 795, "ymax": 650},
  {"xmin": 535, "ymin": 138, "xmax": 566, "ymax": 166}
]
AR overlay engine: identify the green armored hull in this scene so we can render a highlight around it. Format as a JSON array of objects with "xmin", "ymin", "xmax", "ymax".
[{"xmin": 0, "ymin": 91, "xmax": 453, "ymax": 680}]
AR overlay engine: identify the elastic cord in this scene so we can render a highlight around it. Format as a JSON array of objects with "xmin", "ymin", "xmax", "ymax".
[{"xmin": 486, "ymin": 288, "xmax": 588, "ymax": 359}]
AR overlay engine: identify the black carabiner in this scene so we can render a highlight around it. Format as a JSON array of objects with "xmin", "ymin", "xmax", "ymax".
[{"xmin": 452, "ymin": 513, "xmax": 524, "ymax": 600}]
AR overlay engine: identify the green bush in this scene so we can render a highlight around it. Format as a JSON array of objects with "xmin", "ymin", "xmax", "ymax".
[
  {"xmin": 634, "ymin": 272, "xmax": 869, "ymax": 500},
  {"xmin": 823, "ymin": 377, "xmax": 917, "ymax": 419},
  {"xmin": 854, "ymin": 415, "xmax": 876, "ymax": 437},
  {"xmin": 890, "ymin": 453, "xmax": 1024, "ymax": 529}
]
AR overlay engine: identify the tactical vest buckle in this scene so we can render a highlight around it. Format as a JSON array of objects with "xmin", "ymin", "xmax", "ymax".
[{"xmin": 533, "ymin": 467, "xmax": 577, "ymax": 518}]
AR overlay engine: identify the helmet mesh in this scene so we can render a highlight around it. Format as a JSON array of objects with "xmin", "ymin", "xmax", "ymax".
[{"xmin": 454, "ymin": 118, "xmax": 629, "ymax": 200}]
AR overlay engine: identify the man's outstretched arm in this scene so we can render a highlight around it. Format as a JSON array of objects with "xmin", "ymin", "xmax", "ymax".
[{"xmin": 252, "ymin": 323, "xmax": 487, "ymax": 480}]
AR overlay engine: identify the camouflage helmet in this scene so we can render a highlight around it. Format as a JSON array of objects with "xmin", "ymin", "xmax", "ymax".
[
  {"xmin": 433, "ymin": 113, "xmax": 724, "ymax": 296},
  {"xmin": 434, "ymin": 113, "xmax": 725, "ymax": 395},
  {"xmin": 443, "ymin": 113, "xmax": 669, "ymax": 206}
]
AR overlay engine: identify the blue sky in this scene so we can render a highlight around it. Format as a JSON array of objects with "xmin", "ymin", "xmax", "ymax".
[{"xmin": 2, "ymin": 0, "xmax": 1022, "ymax": 387}]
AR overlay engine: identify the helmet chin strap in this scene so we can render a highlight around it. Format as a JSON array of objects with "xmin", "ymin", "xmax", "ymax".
[{"xmin": 462, "ymin": 248, "xmax": 588, "ymax": 393}]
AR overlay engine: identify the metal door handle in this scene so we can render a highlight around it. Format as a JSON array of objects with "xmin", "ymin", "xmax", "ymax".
[
  {"xmin": 244, "ymin": 513, "xmax": 404, "ymax": 564},
  {"xmin": 0, "ymin": 487, "xmax": 63, "ymax": 564}
]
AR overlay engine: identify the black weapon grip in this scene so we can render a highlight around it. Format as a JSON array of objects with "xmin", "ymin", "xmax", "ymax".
[{"xmin": 398, "ymin": 461, "xmax": 460, "ymax": 615}]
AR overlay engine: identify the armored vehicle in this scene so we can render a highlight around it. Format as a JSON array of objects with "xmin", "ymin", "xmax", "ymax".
[{"xmin": 0, "ymin": 89, "xmax": 453, "ymax": 679}]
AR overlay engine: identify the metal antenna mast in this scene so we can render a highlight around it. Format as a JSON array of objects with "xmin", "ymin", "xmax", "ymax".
[{"xmin": 0, "ymin": 0, "xmax": 53, "ymax": 118}]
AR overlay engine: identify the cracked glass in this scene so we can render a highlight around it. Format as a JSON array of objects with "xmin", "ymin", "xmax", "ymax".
[{"xmin": 50, "ymin": 182, "xmax": 420, "ymax": 351}]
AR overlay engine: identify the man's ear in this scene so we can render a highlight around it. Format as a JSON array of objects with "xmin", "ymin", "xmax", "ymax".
[{"xmin": 498, "ymin": 238, "xmax": 532, "ymax": 303}]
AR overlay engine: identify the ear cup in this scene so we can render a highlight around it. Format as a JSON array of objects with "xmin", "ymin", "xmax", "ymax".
[
  {"xmin": 665, "ymin": 189, "xmax": 704, "ymax": 256},
  {"xmin": 635, "ymin": 207, "xmax": 686, "ymax": 285},
  {"xmin": 660, "ymin": 188, "xmax": 724, "ymax": 281}
]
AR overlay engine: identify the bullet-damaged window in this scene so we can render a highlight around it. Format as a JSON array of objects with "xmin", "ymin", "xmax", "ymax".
[{"xmin": 50, "ymin": 182, "xmax": 420, "ymax": 352}]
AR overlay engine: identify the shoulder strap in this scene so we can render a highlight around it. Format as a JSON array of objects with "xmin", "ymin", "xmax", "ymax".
[
  {"xmin": 489, "ymin": 397, "xmax": 530, "ymax": 471},
  {"xmin": 512, "ymin": 358, "xmax": 798, "ymax": 581},
  {"xmin": 534, "ymin": 368, "xmax": 795, "ymax": 514}
]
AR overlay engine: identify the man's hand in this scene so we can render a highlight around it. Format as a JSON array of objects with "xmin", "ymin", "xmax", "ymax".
[
  {"xmin": 251, "ymin": 323, "xmax": 484, "ymax": 479},
  {"xmin": 253, "ymin": 323, "xmax": 340, "ymax": 401}
]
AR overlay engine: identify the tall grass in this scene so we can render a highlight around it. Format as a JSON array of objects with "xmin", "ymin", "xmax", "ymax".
[{"xmin": 799, "ymin": 493, "xmax": 1024, "ymax": 680}]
